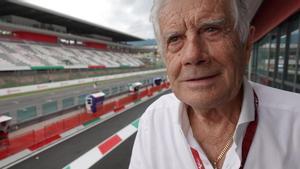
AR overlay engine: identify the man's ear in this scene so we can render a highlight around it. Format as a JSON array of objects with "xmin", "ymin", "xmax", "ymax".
[{"xmin": 244, "ymin": 26, "xmax": 255, "ymax": 65}]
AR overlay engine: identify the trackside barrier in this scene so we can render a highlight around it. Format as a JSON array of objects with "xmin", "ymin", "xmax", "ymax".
[
  {"xmin": 147, "ymin": 88, "xmax": 153, "ymax": 97},
  {"xmin": 0, "ymin": 83, "xmax": 170, "ymax": 160},
  {"xmin": 99, "ymin": 101, "xmax": 115, "ymax": 116},
  {"xmin": 114, "ymin": 100, "xmax": 125, "ymax": 112},
  {"xmin": 150, "ymin": 85, "xmax": 161, "ymax": 93},
  {"xmin": 138, "ymin": 89, "xmax": 148, "ymax": 99}
]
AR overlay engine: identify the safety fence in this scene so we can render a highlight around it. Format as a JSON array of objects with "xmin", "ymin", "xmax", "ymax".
[{"xmin": 0, "ymin": 82, "xmax": 170, "ymax": 160}]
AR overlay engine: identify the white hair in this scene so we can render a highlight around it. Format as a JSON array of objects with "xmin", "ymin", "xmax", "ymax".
[{"xmin": 150, "ymin": 0, "xmax": 251, "ymax": 54}]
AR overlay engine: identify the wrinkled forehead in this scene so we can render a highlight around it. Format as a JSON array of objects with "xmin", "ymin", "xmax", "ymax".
[{"xmin": 158, "ymin": 0, "xmax": 232, "ymax": 25}]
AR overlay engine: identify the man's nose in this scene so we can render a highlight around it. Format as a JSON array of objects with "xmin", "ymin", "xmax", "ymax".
[{"xmin": 181, "ymin": 36, "xmax": 208, "ymax": 66}]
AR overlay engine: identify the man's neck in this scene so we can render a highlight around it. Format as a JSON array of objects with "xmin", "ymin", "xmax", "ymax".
[
  {"xmin": 187, "ymin": 88, "xmax": 243, "ymax": 168},
  {"xmin": 188, "ymin": 107, "xmax": 240, "ymax": 141},
  {"xmin": 188, "ymin": 88, "xmax": 243, "ymax": 130}
]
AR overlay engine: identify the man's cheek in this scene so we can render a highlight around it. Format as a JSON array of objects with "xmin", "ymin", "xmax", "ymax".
[{"xmin": 165, "ymin": 54, "xmax": 173, "ymax": 65}]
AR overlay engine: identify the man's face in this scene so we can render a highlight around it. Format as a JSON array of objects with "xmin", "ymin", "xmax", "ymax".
[{"xmin": 159, "ymin": 0, "xmax": 251, "ymax": 110}]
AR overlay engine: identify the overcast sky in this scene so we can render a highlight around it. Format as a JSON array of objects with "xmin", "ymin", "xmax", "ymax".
[{"xmin": 22, "ymin": 0, "xmax": 155, "ymax": 39}]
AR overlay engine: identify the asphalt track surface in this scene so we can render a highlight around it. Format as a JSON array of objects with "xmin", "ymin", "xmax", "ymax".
[
  {"xmin": 1, "ymin": 72, "xmax": 164, "ymax": 118},
  {"xmin": 9, "ymin": 90, "xmax": 171, "ymax": 169}
]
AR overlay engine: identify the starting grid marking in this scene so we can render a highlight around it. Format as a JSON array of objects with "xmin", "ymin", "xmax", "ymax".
[{"xmin": 63, "ymin": 119, "xmax": 139, "ymax": 169}]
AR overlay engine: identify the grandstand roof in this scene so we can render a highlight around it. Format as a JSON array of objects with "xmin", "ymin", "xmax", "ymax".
[{"xmin": 0, "ymin": 0, "xmax": 143, "ymax": 42}]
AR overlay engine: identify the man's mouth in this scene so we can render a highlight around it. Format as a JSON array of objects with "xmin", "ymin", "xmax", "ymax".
[
  {"xmin": 181, "ymin": 72, "xmax": 221, "ymax": 88},
  {"xmin": 185, "ymin": 73, "xmax": 220, "ymax": 82}
]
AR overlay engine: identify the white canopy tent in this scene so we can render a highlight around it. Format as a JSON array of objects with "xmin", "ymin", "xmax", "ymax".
[{"xmin": 0, "ymin": 115, "xmax": 12, "ymax": 123}]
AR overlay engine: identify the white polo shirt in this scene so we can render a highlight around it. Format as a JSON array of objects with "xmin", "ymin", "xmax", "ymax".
[{"xmin": 129, "ymin": 79, "xmax": 300, "ymax": 169}]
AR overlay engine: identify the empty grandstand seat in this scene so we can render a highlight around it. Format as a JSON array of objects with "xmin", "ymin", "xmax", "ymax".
[{"xmin": 0, "ymin": 40, "xmax": 145, "ymax": 69}]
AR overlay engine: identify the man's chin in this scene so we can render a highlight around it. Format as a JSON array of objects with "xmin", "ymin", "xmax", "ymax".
[{"xmin": 175, "ymin": 88, "xmax": 226, "ymax": 107}]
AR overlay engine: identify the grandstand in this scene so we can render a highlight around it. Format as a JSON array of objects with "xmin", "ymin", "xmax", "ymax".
[
  {"xmin": 0, "ymin": 0, "xmax": 161, "ymax": 88},
  {"xmin": 0, "ymin": 40, "xmax": 144, "ymax": 68}
]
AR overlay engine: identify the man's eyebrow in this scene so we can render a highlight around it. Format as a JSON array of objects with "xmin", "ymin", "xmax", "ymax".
[
  {"xmin": 198, "ymin": 18, "xmax": 226, "ymax": 28},
  {"xmin": 163, "ymin": 31, "xmax": 181, "ymax": 41},
  {"xmin": 161, "ymin": 18, "xmax": 227, "ymax": 41}
]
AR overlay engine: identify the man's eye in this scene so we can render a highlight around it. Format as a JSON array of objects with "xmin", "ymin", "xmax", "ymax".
[
  {"xmin": 167, "ymin": 36, "xmax": 180, "ymax": 44},
  {"xmin": 166, "ymin": 35, "xmax": 183, "ymax": 53},
  {"xmin": 205, "ymin": 27, "xmax": 220, "ymax": 33}
]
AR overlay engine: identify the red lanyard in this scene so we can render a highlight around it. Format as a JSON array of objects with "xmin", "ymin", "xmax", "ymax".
[
  {"xmin": 191, "ymin": 90, "xmax": 259, "ymax": 169},
  {"xmin": 191, "ymin": 147, "xmax": 205, "ymax": 169}
]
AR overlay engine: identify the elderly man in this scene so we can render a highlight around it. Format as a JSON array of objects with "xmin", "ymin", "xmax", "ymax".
[{"xmin": 129, "ymin": 0, "xmax": 300, "ymax": 169}]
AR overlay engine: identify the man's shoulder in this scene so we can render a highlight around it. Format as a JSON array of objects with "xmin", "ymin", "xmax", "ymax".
[
  {"xmin": 250, "ymin": 82, "xmax": 300, "ymax": 150},
  {"xmin": 250, "ymin": 81, "xmax": 300, "ymax": 111},
  {"xmin": 140, "ymin": 93, "xmax": 180, "ymax": 124},
  {"xmin": 148, "ymin": 92, "xmax": 179, "ymax": 109}
]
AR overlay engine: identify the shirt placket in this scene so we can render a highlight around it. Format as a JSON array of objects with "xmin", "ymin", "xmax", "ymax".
[{"xmin": 221, "ymin": 142, "xmax": 241, "ymax": 169}]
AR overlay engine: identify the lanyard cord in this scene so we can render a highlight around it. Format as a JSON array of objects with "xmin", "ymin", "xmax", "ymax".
[
  {"xmin": 191, "ymin": 90, "xmax": 259, "ymax": 169},
  {"xmin": 239, "ymin": 90, "xmax": 258, "ymax": 169}
]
